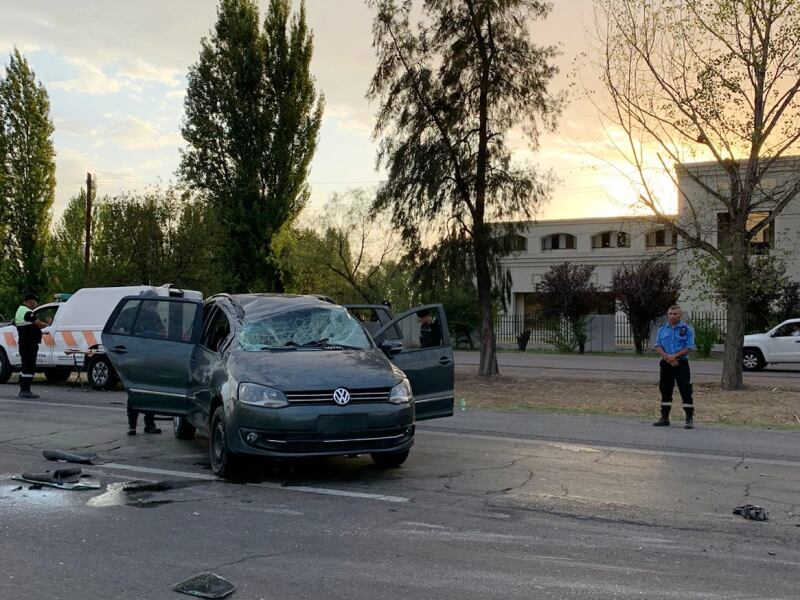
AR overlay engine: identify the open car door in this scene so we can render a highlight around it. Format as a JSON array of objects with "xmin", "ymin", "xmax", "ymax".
[
  {"xmin": 373, "ymin": 303, "xmax": 454, "ymax": 421},
  {"xmin": 101, "ymin": 296, "xmax": 203, "ymax": 416}
]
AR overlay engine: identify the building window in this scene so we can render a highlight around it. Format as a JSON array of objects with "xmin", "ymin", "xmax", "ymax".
[
  {"xmin": 592, "ymin": 231, "xmax": 629, "ymax": 249},
  {"xmin": 541, "ymin": 233, "xmax": 577, "ymax": 251},
  {"xmin": 507, "ymin": 234, "xmax": 527, "ymax": 253},
  {"xmin": 645, "ymin": 228, "xmax": 675, "ymax": 248},
  {"xmin": 717, "ymin": 212, "xmax": 773, "ymax": 254}
]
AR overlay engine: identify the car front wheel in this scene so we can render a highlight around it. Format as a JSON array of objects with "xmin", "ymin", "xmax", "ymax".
[
  {"xmin": 87, "ymin": 356, "xmax": 118, "ymax": 390},
  {"xmin": 742, "ymin": 348, "xmax": 766, "ymax": 371},
  {"xmin": 371, "ymin": 449, "xmax": 410, "ymax": 468},
  {"xmin": 209, "ymin": 406, "xmax": 241, "ymax": 478}
]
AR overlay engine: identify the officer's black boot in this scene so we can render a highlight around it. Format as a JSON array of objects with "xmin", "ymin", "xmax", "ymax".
[
  {"xmin": 127, "ymin": 409, "xmax": 137, "ymax": 436},
  {"xmin": 144, "ymin": 413, "xmax": 161, "ymax": 434},
  {"xmin": 18, "ymin": 376, "xmax": 38, "ymax": 399},
  {"xmin": 653, "ymin": 406, "xmax": 670, "ymax": 426},
  {"xmin": 684, "ymin": 407, "xmax": 694, "ymax": 429}
]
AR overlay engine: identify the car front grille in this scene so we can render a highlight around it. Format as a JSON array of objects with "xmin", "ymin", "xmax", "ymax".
[{"xmin": 285, "ymin": 387, "xmax": 391, "ymax": 405}]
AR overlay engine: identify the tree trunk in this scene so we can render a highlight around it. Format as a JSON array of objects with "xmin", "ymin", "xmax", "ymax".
[
  {"xmin": 721, "ymin": 295, "xmax": 745, "ymax": 390},
  {"xmin": 473, "ymin": 234, "xmax": 498, "ymax": 376}
]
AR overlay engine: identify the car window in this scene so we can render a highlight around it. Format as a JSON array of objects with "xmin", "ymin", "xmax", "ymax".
[
  {"xmin": 239, "ymin": 306, "xmax": 371, "ymax": 350},
  {"xmin": 347, "ymin": 307, "xmax": 402, "ymax": 340},
  {"xmin": 34, "ymin": 305, "xmax": 58, "ymax": 326},
  {"xmin": 131, "ymin": 300, "xmax": 197, "ymax": 343},
  {"xmin": 202, "ymin": 308, "xmax": 231, "ymax": 352},
  {"xmin": 774, "ymin": 322, "xmax": 800, "ymax": 337},
  {"xmin": 376, "ymin": 307, "xmax": 447, "ymax": 351},
  {"xmin": 109, "ymin": 300, "xmax": 141, "ymax": 335}
]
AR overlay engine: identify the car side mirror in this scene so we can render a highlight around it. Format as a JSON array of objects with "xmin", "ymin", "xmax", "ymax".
[{"xmin": 380, "ymin": 339, "xmax": 403, "ymax": 357}]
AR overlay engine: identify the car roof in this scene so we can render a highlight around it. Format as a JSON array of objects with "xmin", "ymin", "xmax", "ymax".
[{"xmin": 228, "ymin": 294, "xmax": 341, "ymax": 318}]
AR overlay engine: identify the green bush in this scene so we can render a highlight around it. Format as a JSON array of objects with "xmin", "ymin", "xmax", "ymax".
[{"xmin": 692, "ymin": 317, "xmax": 721, "ymax": 358}]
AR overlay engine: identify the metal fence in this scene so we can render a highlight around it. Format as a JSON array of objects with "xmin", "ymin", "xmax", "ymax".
[
  {"xmin": 497, "ymin": 310, "xmax": 728, "ymax": 349},
  {"xmin": 494, "ymin": 313, "xmax": 573, "ymax": 345}
]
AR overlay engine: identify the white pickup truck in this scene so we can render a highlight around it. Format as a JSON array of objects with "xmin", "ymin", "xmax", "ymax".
[
  {"xmin": 0, "ymin": 285, "xmax": 202, "ymax": 388},
  {"xmin": 742, "ymin": 318, "xmax": 800, "ymax": 371}
]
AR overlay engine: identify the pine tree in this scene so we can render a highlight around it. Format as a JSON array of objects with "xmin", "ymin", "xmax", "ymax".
[
  {"xmin": 180, "ymin": 0, "xmax": 323, "ymax": 293},
  {"xmin": 0, "ymin": 49, "xmax": 56, "ymax": 312}
]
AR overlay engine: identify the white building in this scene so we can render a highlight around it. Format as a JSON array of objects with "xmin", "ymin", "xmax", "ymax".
[
  {"xmin": 501, "ymin": 216, "xmax": 678, "ymax": 317},
  {"xmin": 501, "ymin": 156, "xmax": 800, "ymax": 318}
]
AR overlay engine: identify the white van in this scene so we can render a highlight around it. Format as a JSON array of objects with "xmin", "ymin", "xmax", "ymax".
[{"xmin": 0, "ymin": 285, "xmax": 202, "ymax": 389}]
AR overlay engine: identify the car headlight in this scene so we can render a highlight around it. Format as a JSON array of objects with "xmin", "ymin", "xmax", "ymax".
[
  {"xmin": 238, "ymin": 383, "xmax": 289, "ymax": 408},
  {"xmin": 389, "ymin": 378, "xmax": 413, "ymax": 405}
]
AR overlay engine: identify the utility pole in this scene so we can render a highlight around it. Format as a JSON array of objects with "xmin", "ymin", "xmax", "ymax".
[{"xmin": 83, "ymin": 172, "xmax": 94, "ymax": 282}]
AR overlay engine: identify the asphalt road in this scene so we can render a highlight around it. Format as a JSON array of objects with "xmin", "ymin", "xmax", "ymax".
[
  {"xmin": 455, "ymin": 351, "xmax": 800, "ymax": 387},
  {"xmin": 2, "ymin": 384, "xmax": 800, "ymax": 599}
]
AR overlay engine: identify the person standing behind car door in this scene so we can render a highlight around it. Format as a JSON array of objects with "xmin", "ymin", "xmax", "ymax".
[
  {"xmin": 653, "ymin": 305, "xmax": 696, "ymax": 429},
  {"xmin": 14, "ymin": 293, "xmax": 47, "ymax": 398}
]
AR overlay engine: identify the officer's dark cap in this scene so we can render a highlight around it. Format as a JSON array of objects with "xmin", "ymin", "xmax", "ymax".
[
  {"xmin": 416, "ymin": 309, "xmax": 431, "ymax": 318},
  {"xmin": 23, "ymin": 293, "xmax": 39, "ymax": 302}
]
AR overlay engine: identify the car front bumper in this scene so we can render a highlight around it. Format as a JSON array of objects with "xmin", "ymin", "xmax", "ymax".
[{"xmin": 227, "ymin": 401, "xmax": 415, "ymax": 458}]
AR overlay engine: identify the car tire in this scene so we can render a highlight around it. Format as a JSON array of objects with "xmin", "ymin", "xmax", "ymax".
[
  {"xmin": 44, "ymin": 368, "xmax": 72, "ymax": 384},
  {"xmin": 0, "ymin": 349, "xmax": 11, "ymax": 384},
  {"xmin": 371, "ymin": 449, "xmax": 410, "ymax": 468},
  {"xmin": 742, "ymin": 348, "xmax": 766, "ymax": 371},
  {"xmin": 87, "ymin": 356, "xmax": 118, "ymax": 390},
  {"xmin": 209, "ymin": 405, "xmax": 241, "ymax": 478},
  {"xmin": 173, "ymin": 416, "xmax": 196, "ymax": 440}
]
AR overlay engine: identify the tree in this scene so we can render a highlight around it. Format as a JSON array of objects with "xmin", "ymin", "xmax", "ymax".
[
  {"xmin": 368, "ymin": 0, "xmax": 562, "ymax": 376},
  {"xmin": 538, "ymin": 263, "xmax": 597, "ymax": 354},
  {"xmin": 612, "ymin": 259, "xmax": 681, "ymax": 354},
  {"xmin": 180, "ymin": 0, "xmax": 323, "ymax": 293},
  {"xmin": 597, "ymin": 0, "xmax": 800, "ymax": 389},
  {"xmin": 90, "ymin": 187, "xmax": 224, "ymax": 295},
  {"xmin": 0, "ymin": 49, "xmax": 55, "ymax": 313},
  {"xmin": 776, "ymin": 280, "xmax": 800, "ymax": 321},
  {"xmin": 274, "ymin": 189, "xmax": 405, "ymax": 304},
  {"xmin": 744, "ymin": 255, "xmax": 788, "ymax": 332},
  {"xmin": 48, "ymin": 191, "xmax": 91, "ymax": 296}
]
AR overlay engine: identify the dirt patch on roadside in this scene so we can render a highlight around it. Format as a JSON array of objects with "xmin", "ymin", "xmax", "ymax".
[{"xmin": 455, "ymin": 374, "xmax": 800, "ymax": 428}]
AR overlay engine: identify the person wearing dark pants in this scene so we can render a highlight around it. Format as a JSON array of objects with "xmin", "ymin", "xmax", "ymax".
[
  {"xmin": 653, "ymin": 304, "xmax": 696, "ymax": 429},
  {"xmin": 127, "ymin": 402, "xmax": 161, "ymax": 435},
  {"xmin": 14, "ymin": 293, "xmax": 47, "ymax": 399}
]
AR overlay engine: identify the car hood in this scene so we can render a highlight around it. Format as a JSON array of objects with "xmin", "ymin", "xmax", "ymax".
[
  {"xmin": 228, "ymin": 347, "xmax": 404, "ymax": 391},
  {"xmin": 744, "ymin": 333, "xmax": 770, "ymax": 344}
]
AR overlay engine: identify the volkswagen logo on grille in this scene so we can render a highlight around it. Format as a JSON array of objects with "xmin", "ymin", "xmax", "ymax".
[{"xmin": 332, "ymin": 388, "xmax": 350, "ymax": 406}]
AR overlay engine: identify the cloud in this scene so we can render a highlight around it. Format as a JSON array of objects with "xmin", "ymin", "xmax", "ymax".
[
  {"xmin": 324, "ymin": 104, "xmax": 373, "ymax": 138},
  {"xmin": 51, "ymin": 58, "xmax": 122, "ymax": 94},
  {"xmin": 116, "ymin": 58, "xmax": 180, "ymax": 87},
  {"xmin": 90, "ymin": 115, "xmax": 182, "ymax": 150}
]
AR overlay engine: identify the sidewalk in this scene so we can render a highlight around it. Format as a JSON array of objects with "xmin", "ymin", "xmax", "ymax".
[{"xmin": 454, "ymin": 350, "xmax": 800, "ymax": 387}]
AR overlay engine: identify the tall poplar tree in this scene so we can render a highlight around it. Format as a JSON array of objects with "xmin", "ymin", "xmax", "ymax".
[
  {"xmin": 367, "ymin": 0, "xmax": 562, "ymax": 376},
  {"xmin": 180, "ymin": 0, "xmax": 323, "ymax": 293},
  {"xmin": 0, "ymin": 49, "xmax": 55, "ymax": 311}
]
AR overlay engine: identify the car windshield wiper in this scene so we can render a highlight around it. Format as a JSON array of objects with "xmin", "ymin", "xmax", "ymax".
[{"xmin": 283, "ymin": 338, "xmax": 329, "ymax": 348}]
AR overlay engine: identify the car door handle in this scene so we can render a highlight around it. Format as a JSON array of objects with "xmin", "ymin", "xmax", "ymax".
[
  {"xmin": 439, "ymin": 357, "xmax": 452, "ymax": 366},
  {"xmin": 111, "ymin": 345, "xmax": 128, "ymax": 354}
]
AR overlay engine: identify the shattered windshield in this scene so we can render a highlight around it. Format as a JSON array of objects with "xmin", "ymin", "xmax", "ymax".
[{"xmin": 239, "ymin": 305, "xmax": 372, "ymax": 351}]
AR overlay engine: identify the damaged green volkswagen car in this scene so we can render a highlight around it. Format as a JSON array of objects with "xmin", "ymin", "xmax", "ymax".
[{"xmin": 101, "ymin": 294, "xmax": 454, "ymax": 477}]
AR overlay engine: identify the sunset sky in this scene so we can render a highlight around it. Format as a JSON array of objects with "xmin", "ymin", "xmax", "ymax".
[{"xmin": 0, "ymin": 0, "xmax": 672, "ymax": 221}]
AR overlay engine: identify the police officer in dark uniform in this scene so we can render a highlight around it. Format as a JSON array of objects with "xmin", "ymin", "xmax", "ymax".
[
  {"xmin": 653, "ymin": 305, "xmax": 696, "ymax": 429},
  {"xmin": 417, "ymin": 309, "xmax": 442, "ymax": 348},
  {"xmin": 14, "ymin": 293, "xmax": 48, "ymax": 399}
]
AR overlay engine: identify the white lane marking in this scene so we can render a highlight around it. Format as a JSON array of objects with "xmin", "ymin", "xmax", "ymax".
[
  {"xmin": 0, "ymin": 398, "xmax": 123, "ymax": 412},
  {"xmin": 99, "ymin": 462, "xmax": 409, "ymax": 503},
  {"xmin": 420, "ymin": 429, "xmax": 800, "ymax": 469}
]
